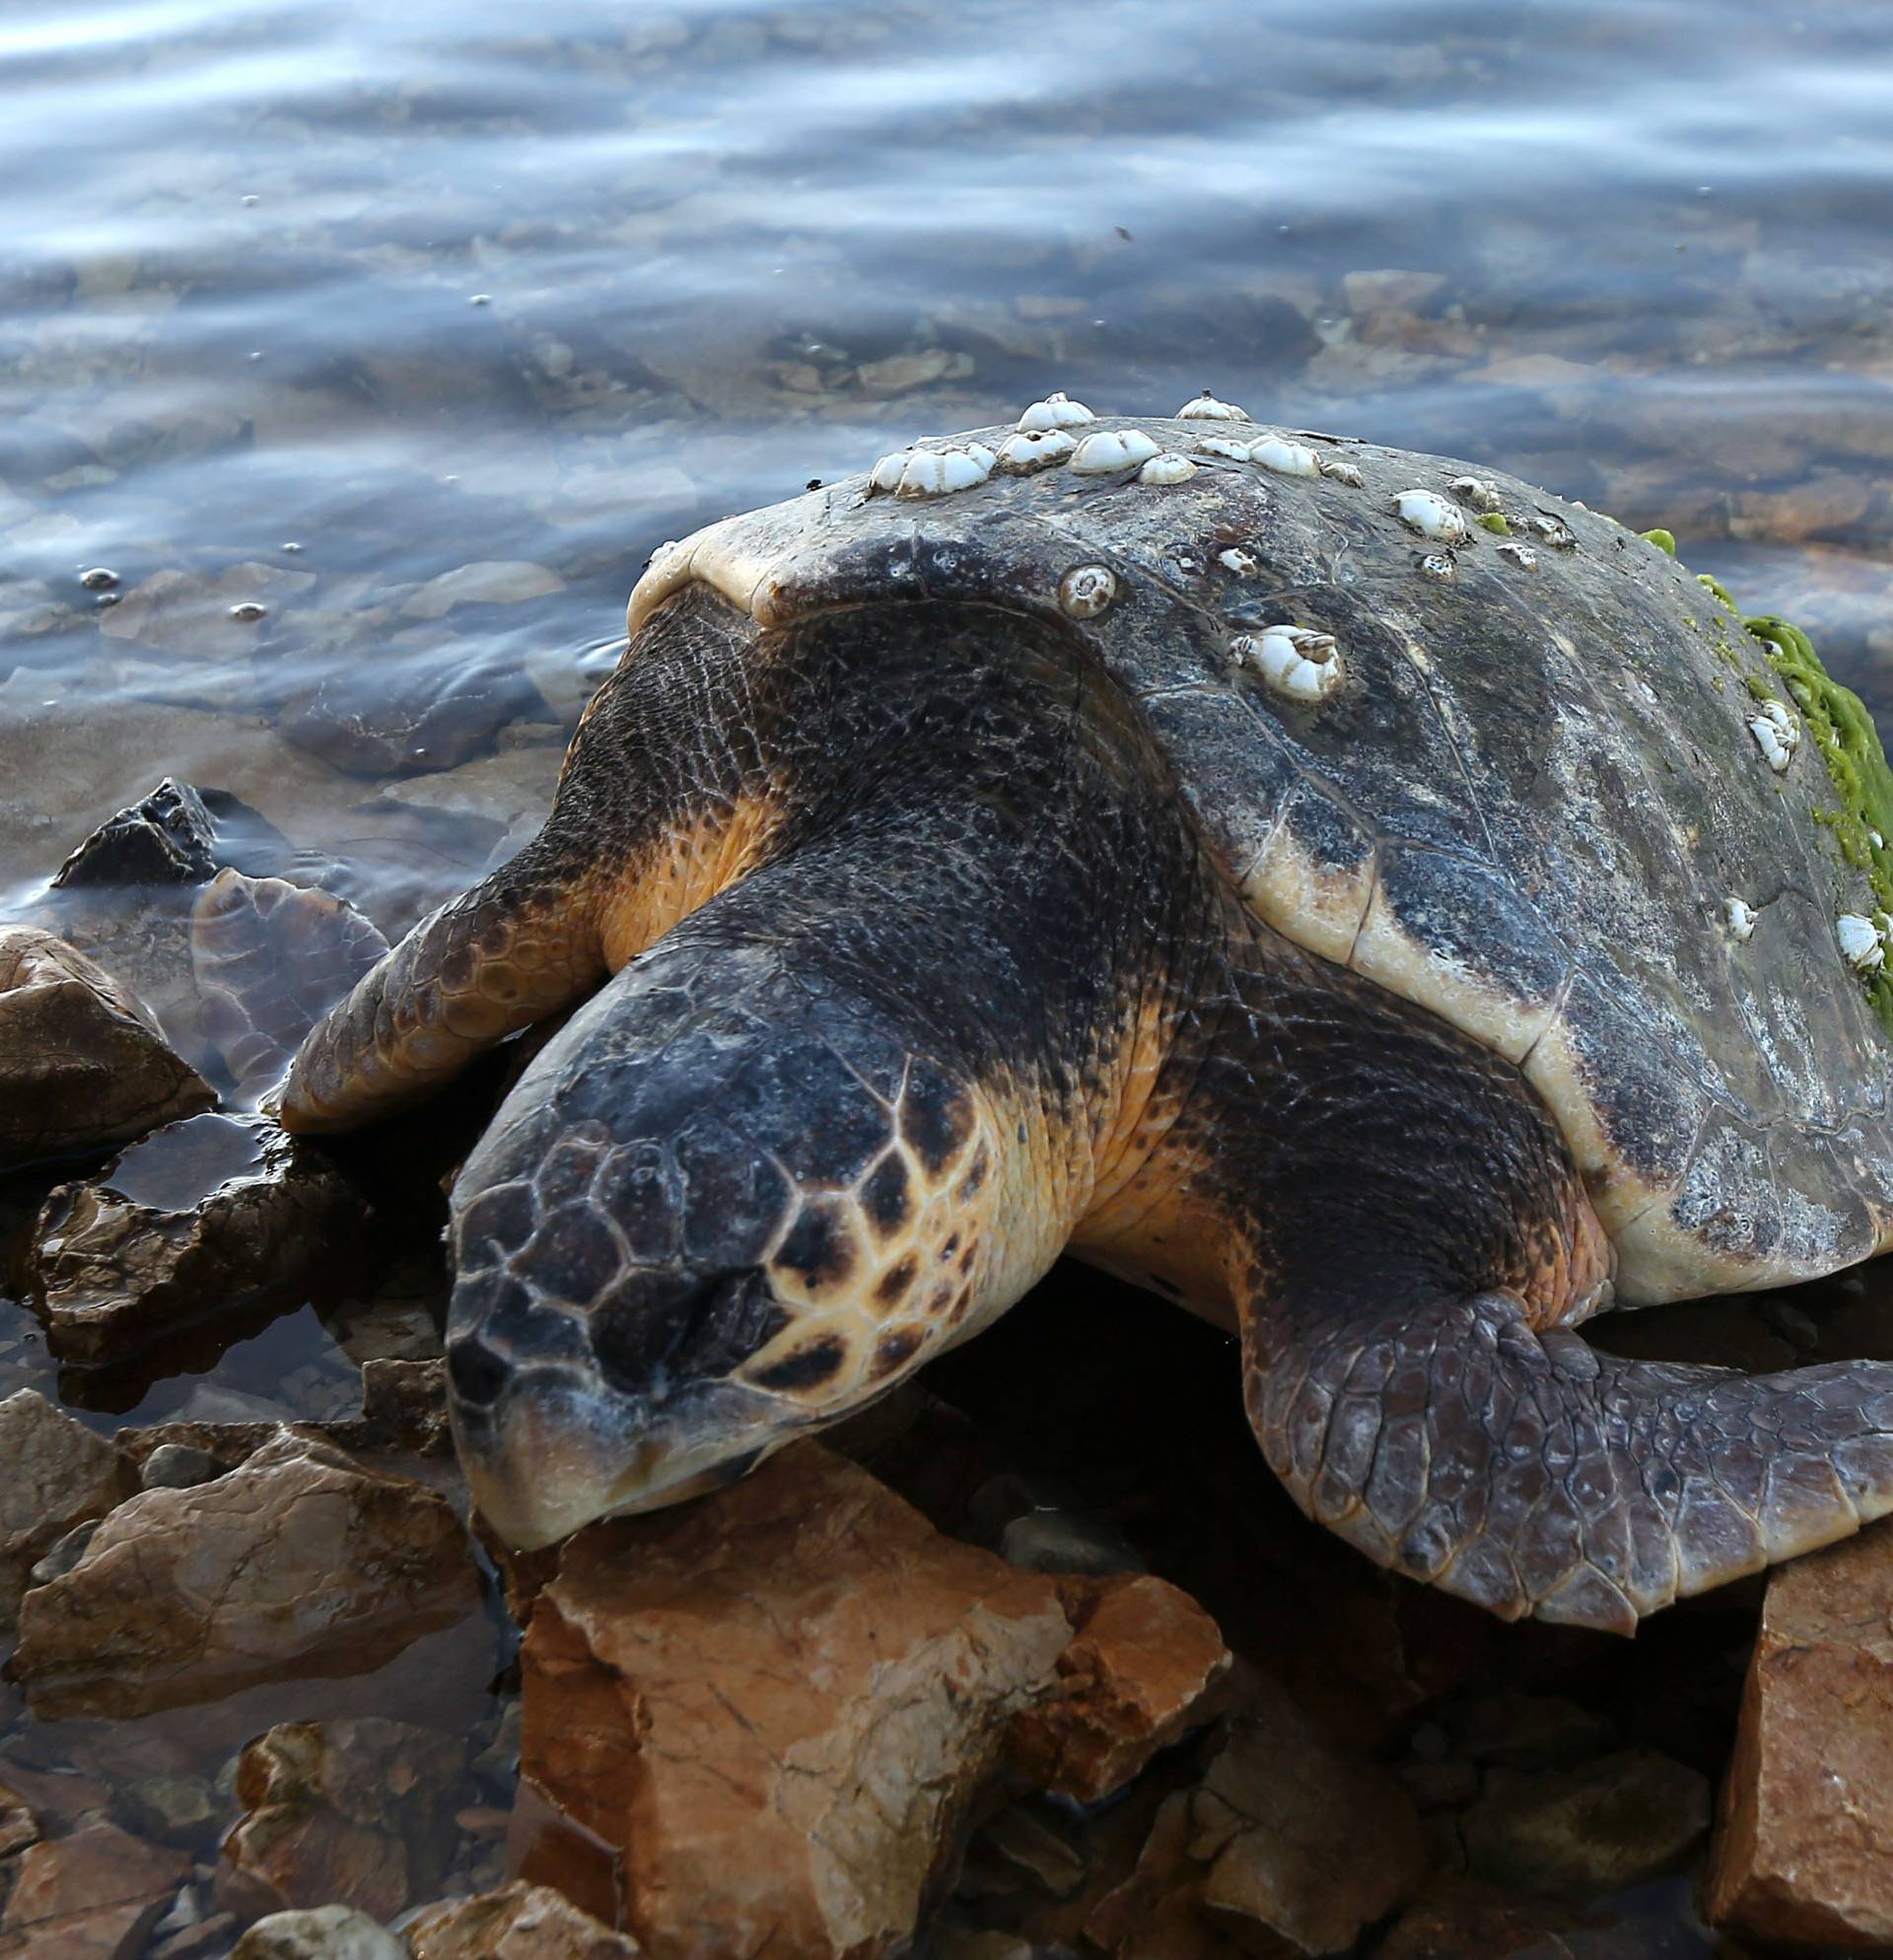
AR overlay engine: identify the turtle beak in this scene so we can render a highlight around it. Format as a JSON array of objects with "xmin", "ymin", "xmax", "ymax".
[{"xmin": 447, "ymin": 1357, "xmax": 796, "ymax": 1551}]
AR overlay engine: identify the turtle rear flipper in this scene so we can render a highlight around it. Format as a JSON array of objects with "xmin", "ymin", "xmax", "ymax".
[
  {"xmin": 1244, "ymin": 1285, "xmax": 1893, "ymax": 1633},
  {"xmin": 277, "ymin": 841, "xmax": 603, "ymax": 1132},
  {"xmin": 191, "ymin": 870, "xmax": 388, "ymax": 1105}
]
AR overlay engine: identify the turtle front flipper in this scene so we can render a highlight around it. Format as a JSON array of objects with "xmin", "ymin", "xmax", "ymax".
[
  {"xmin": 1243, "ymin": 1284, "xmax": 1893, "ymax": 1633},
  {"xmin": 277, "ymin": 840, "xmax": 604, "ymax": 1132}
]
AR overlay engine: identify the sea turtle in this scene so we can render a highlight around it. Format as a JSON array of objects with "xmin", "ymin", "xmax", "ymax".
[{"xmin": 280, "ymin": 393, "xmax": 1893, "ymax": 1633}]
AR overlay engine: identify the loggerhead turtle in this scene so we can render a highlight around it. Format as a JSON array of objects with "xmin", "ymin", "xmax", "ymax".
[{"xmin": 280, "ymin": 393, "xmax": 1893, "ymax": 1633}]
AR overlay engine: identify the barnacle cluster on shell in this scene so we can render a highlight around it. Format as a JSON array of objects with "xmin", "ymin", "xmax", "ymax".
[
  {"xmin": 1233, "ymin": 624, "xmax": 1346, "ymax": 703},
  {"xmin": 1746, "ymin": 699, "xmax": 1799, "ymax": 774}
]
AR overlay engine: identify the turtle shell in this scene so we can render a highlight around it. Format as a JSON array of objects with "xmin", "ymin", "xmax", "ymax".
[{"xmin": 625, "ymin": 404, "xmax": 1893, "ymax": 1305}]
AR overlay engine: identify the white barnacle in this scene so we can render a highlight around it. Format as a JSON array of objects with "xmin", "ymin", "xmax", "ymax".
[
  {"xmin": 1232, "ymin": 624, "xmax": 1345, "ymax": 704},
  {"xmin": 869, "ymin": 453, "xmax": 909, "ymax": 495},
  {"xmin": 1070, "ymin": 428, "xmax": 1162, "ymax": 474},
  {"xmin": 1249, "ymin": 436, "xmax": 1321, "ymax": 478},
  {"xmin": 1218, "ymin": 546, "xmax": 1260, "ymax": 576},
  {"xmin": 1496, "ymin": 540, "xmax": 1540, "ymax": 572},
  {"xmin": 995, "ymin": 429, "xmax": 1077, "ymax": 474},
  {"xmin": 1417, "ymin": 551, "xmax": 1457, "ymax": 583},
  {"xmin": 894, "ymin": 445, "xmax": 995, "ymax": 500},
  {"xmin": 1139, "ymin": 451, "xmax": 1198, "ymax": 486},
  {"xmin": 1017, "ymin": 390, "xmax": 1096, "ymax": 432},
  {"xmin": 1746, "ymin": 699, "xmax": 1798, "ymax": 774},
  {"xmin": 1318, "ymin": 457, "xmax": 1365, "ymax": 487},
  {"xmin": 1392, "ymin": 489, "xmax": 1471, "ymax": 545},
  {"xmin": 1193, "ymin": 435, "xmax": 1253, "ymax": 460},
  {"xmin": 1059, "ymin": 563, "xmax": 1117, "ymax": 619},
  {"xmin": 1838, "ymin": 913, "xmax": 1886, "ymax": 974},
  {"xmin": 1724, "ymin": 896, "xmax": 1758, "ymax": 944},
  {"xmin": 1449, "ymin": 474, "xmax": 1505, "ymax": 514},
  {"xmin": 1176, "ymin": 392, "xmax": 1251, "ymax": 422},
  {"xmin": 1529, "ymin": 513, "xmax": 1578, "ymax": 549}
]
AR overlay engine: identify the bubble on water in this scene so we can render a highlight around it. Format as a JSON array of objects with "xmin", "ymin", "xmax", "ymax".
[
  {"xmin": 229, "ymin": 601, "xmax": 268, "ymax": 622},
  {"xmin": 78, "ymin": 567, "xmax": 118, "ymax": 590},
  {"xmin": 469, "ymin": 294, "xmax": 492, "ymax": 307}
]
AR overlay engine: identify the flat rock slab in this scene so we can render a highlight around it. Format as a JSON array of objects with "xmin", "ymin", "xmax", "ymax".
[
  {"xmin": 1706, "ymin": 1521, "xmax": 1893, "ymax": 1948},
  {"xmin": 0, "ymin": 1819, "xmax": 188, "ymax": 1960},
  {"xmin": 0, "ymin": 927, "xmax": 211, "ymax": 1169},
  {"xmin": 406, "ymin": 1882, "xmax": 641, "ymax": 1959},
  {"xmin": 10, "ymin": 1429, "xmax": 482, "ymax": 1720},
  {"xmin": 217, "ymin": 1717, "xmax": 470, "ymax": 1925},
  {"xmin": 24, "ymin": 1110, "xmax": 373, "ymax": 1364},
  {"xmin": 516, "ymin": 1441, "xmax": 1075, "ymax": 1960}
]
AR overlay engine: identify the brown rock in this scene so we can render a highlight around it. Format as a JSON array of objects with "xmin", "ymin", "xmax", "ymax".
[
  {"xmin": 1462, "ymin": 1750, "xmax": 1708, "ymax": 1895},
  {"xmin": 406, "ymin": 1882, "xmax": 641, "ymax": 1959},
  {"xmin": 516, "ymin": 1442, "xmax": 1074, "ymax": 1960},
  {"xmin": 230, "ymin": 1905, "xmax": 406, "ymax": 1959},
  {"xmin": 0, "ymin": 1778, "xmax": 39, "ymax": 1859},
  {"xmin": 1376, "ymin": 1876, "xmax": 1607, "ymax": 1960},
  {"xmin": 217, "ymin": 1718, "xmax": 469, "ymax": 1925},
  {"xmin": 0, "ymin": 927, "xmax": 211, "ymax": 1169},
  {"xmin": 1706, "ymin": 1524, "xmax": 1893, "ymax": 1947},
  {"xmin": 0, "ymin": 1389, "xmax": 134, "ymax": 1632},
  {"xmin": 0, "ymin": 1820, "xmax": 188, "ymax": 1960},
  {"xmin": 1087, "ymin": 1682, "xmax": 1426, "ymax": 1960},
  {"xmin": 11, "ymin": 1429, "xmax": 481, "ymax": 1720},
  {"xmin": 1009, "ymin": 1574, "xmax": 1231, "ymax": 1802},
  {"xmin": 24, "ymin": 1111, "xmax": 373, "ymax": 1364}
]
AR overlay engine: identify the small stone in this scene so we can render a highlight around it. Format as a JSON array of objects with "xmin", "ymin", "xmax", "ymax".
[
  {"xmin": 1009, "ymin": 1574, "xmax": 1231, "ymax": 1802},
  {"xmin": 0, "ymin": 1820, "xmax": 189, "ymax": 1960},
  {"xmin": 1462, "ymin": 1750, "xmax": 1710, "ymax": 1894},
  {"xmin": 11, "ymin": 1429, "xmax": 483, "ymax": 1720},
  {"xmin": 141, "ymin": 1443, "xmax": 223, "ymax": 1490},
  {"xmin": 23, "ymin": 1112, "xmax": 374, "ymax": 1365},
  {"xmin": 231, "ymin": 1906, "xmax": 406, "ymax": 1960},
  {"xmin": 0, "ymin": 928, "xmax": 213, "ymax": 1170},
  {"xmin": 1706, "ymin": 1525, "xmax": 1893, "ymax": 1947},
  {"xmin": 121, "ymin": 1772, "xmax": 220, "ymax": 1844},
  {"xmin": 405, "ymin": 1882, "xmax": 641, "ymax": 1958},
  {"xmin": 517, "ymin": 1443, "xmax": 1072, "ymax": 1960},
  {"xmin": 217, "ymin": 1717, "xmax": 469, "ymax": 1925},
  {"xmin": 0, "ymin": 1388, "xmax": 134, "ymax": 1633},
  {"xmin": 50, "ymin": 777, "xmax": 223, "ymax": 888}
]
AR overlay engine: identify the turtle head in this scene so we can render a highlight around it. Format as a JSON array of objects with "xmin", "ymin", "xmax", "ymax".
[{"xmin": 445, "ymin": 933, "xmax": 1055, "ymax": 1550}]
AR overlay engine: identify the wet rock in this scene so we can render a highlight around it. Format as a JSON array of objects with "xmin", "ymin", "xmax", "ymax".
[
  {"xmin": 24, "ymin": 1111, "xmax": 373, "ymax": 1364},
  {"xmin": 189, "ymin": 870, "xmax": 386, "ymax": 1100},
  {"xmin": 400, "ymin": 562, "xmax": 564, "ymax": 620},
  {"xmin": 405, "ymin": 1882, "xmax": 642, "ymax": 1959},
  {"xmin": 217, "ymin": 1718, "xmax": 469, "ymax": 1925},
  {"xmin": 0, "ymin": 1388, "xmax": 134, "ymax": 1633},
  {"xmin": 353, "ymin": 1358, "xmax": 452, "ymax": 1457},
  {"xmin": 51, "ymin": 778, "xmax": 220, "ymax": 888},
  {"xmin": 1705, "ymin": 1525, "xmax": 1893, "ymax": 1947},
  {"xmin": 120, "ymin": 1770, "xmax": 220, "ymax": 1845},
  {"xmin": 152, "ymin": 1913, "xmax": 242, "ymax": 1960},
  {"xmin": 98, "ymin": 564, "xmax": 314, "ymax": 659},
  {"xmin": 140, "ymin": 1442, "xmax": 223, "ymax": 1490},
  {"xmin": 1087, "ymin": 1682, "xmax": 1426, "ymax": 1960},
  {"xmin": 11, "ymin": 1429, "xmax": 482, "ymax": 1720},
  {"xmin": 0, "ymin": 1819, "xmax": 188, "ymax": 1960},
  {"xmin": 231, "ymin": 1906, "xmax": 406, "ymax": 1960},
  {"xmin": 1376, "ymin": 1876, "xmax": 1609, "ymax": 1960},
  {"xmin": 0, "ymin": 928, "xmax": 213, "ymax": 1168},
  {"xmin": 1462, "ymin": 1750, "xmax": 1709, "ymax": 1895},
  {"xmin": 965, "ymin": 1803, "xmax": 1087, "ymax": 1901},
  {"xmin": 0, "ymin": 1777, "xmax": 40, "ymax": 1858},
  {"xmin": 516, "ymin": 1441, "xmax": 1073, "ymax": 1960},
  {"xmin": 1008, "ymin": 1574, "xmax": 1231, "ymax": 1802}
]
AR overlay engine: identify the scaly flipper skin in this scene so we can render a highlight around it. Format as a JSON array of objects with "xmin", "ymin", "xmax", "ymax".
[{"xmin": 1245, "ymin": 1289, "xmax": 1893, "ymax": 1634}]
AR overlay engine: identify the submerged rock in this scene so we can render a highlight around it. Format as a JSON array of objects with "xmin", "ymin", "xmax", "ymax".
[
  {"xmin": 1087, "ymin": 1682, "xmax": 1426, "ymax": 1960},
  {"xmin": 0, "ymin": 927, "xmax": 212, "ymax": 1168},
  {"xmin": 217, "ymin": 1717, "xmax": 470, "ymax": 1925},
  {"xmin": 0, "ymin": 1388, "xmax": 134, "ymax": 1634},
  {"xmin": 1706, "ymin": 1524, "xmax": 1893, "ymax": 1947},
  {"xmin": 23, "ymin": 1110, "xmax": 373, "ymax": 1364},
  {"xmin": 516, "ymin": 1441, "xmax": 1073, "ymax": 1960},
  {"xmin": 10, "ymin": 1429, "xmax": 482, "ymax": 1720},
  {"xmin": 231, "ymin": 1905, "xmax": 406, "ymax": 1960},
  {"xmin": 47, "ymin": 777, "xmax": 275, "ymax": 890},
  {"xmin": 189, "ymin": 869, "xmax": 386, "ymax": 1101},
  {"xmin": 405, "ymin": 1882, "xmax": 642, "ymax": 1959},
  {"xmin": 0, "ymin": 1819, "xmax": 188, "ymax": 1960},
  {"xmin": 1008, "ymin": 1573, "xmax": 1231, "ymax": 1802},
  {"xmin": 1461, "ymin": 1750, "xmax": 1710, "ymax": 1896}
]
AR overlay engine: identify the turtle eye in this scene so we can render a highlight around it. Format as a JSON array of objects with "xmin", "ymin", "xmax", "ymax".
[{"xmin": 589, "ymin": 1267, "xmax": 788, "ymax": 1400}]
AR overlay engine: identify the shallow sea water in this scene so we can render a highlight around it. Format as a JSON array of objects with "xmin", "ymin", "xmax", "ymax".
[{"xmin": 2, "ymin": 0, "xmax": 1893, "ymax": 1951}]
